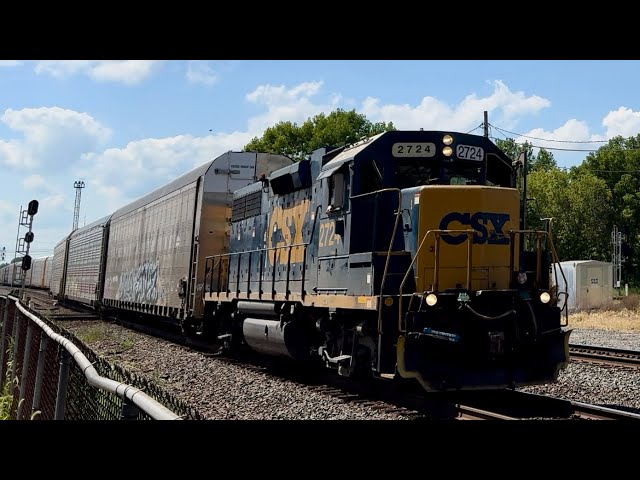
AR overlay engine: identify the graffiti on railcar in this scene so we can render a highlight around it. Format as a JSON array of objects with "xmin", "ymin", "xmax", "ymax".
[{"xmin": 115, "ymin": 259, "xmax": 166, "ymax": 304}]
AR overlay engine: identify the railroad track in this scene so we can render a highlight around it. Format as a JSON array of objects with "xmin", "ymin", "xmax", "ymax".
[
  {"xmin": 570, "ymin": 343, "xmax": 640, "ymax": 368},
  {"xmin": 571, "ymin": 401, "xmax": 640, "ymax": 420},
  {"xmin": 10, "ymin": 288, "xmax": 640, "ymax": 421}
]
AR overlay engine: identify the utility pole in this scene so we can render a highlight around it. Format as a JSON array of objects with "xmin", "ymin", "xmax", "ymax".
[
  {"xmin": 73, "ymin": 180, "xmax": 85, "ymax": 231},
  {"xmin": 612, "ymin": 225, "xmax": 622, "ymax": 296},
  {"xmin": 483, "ymin": 111, "xmax": 489, "ymax": 138}
]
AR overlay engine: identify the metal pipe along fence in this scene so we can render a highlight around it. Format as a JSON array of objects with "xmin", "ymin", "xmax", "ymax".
[{"xmin": 0, "ymin": 293, "xmax": 204, "ymax": 420}]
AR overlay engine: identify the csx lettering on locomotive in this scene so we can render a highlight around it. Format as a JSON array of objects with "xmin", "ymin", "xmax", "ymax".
[{"xmin": 439, "ymin": 211, "xmax": 510, "ymax": 245}]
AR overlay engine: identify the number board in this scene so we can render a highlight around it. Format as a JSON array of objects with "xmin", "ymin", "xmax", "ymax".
[
  {"xmin": 392, "ymin": 143, "xmax": 436, "ymax": 157},
  {"xmin": 456, "ymin": 144, "xmax": 484, "ymax": 161}
]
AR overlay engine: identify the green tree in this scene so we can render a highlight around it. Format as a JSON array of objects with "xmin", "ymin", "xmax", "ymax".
[
  {"xmin": 528, "ymin": 169, "xmax": 613, "ymax": 262},
  {"xmin": 244, "ymin": 109, "xmax": 395, "ymax": 162},
  {"xmin": 573, "ymin": 135, "xmax": 640, "ymax": 283},
  {"xmin": 493, "ymin": 138, "xmax": 556, "ymax": 172},
  {"xmin": 530, "ymin": 149, "xmax": 557, "ymax": 172}
]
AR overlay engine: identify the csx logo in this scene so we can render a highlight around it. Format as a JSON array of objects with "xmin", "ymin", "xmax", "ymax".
[{"xmin": 439, "ymin": 212, "xmax": 510, "ymax": 245}]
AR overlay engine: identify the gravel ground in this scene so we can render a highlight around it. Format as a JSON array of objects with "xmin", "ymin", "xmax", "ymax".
[
  {"xmin": 61, "ymin": 319, "xmax": 640, "ymax": 418},
  {"xmin": 519, "ymin": 327, "xmax": 640, "ymax": 413},
  {"xmin": 57, "ymin": 319, "xmax": 408, "ymax": 420},
  {"xmin": 568, "ymin": 328, "xmax": 640, "ymax": 350}
]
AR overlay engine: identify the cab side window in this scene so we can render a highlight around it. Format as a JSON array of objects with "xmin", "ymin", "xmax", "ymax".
[{"xmin": 327, "ymin": 169, "xmax": 350, "ymax": 213}]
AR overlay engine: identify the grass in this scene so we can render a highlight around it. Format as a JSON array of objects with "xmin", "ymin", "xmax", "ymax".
[
  {"xmin": 0, "ymin": 339, "xmax": 14, "ymax": 420},
  {"xmin": 568, "ymin": 293, "xmax": 640, "ymax": 331},
  {"xmin": 77, "ymin": 326, "xmax": 109, "ymax": 344},
  {"xmin": 75, "ymin": 324, "xmax": 136, "ymax": 351},
  {"xmin": 0, "ymin": 386, "xmax": 11, "ymax": 420}
]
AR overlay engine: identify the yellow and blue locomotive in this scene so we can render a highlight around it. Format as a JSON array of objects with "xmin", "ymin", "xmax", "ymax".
[{"xmin": 203, "ymin": 130, "xmax": 571, "ymax": 391}]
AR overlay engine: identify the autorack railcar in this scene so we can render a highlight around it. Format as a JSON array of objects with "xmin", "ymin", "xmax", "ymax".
[
  {"xmin": 25, "ymin": 256, "xmax": 53, "ymax": 289},
  {"xmin": 49, "ymin": 151, "xmax": 292, "ymax": 328},
  {"xmin": 51, "ymin": 216, "xmax": 111, "ymax": 307}
]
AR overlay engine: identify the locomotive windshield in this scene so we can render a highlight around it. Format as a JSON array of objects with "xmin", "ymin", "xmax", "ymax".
[
  {"xmin": 393, "ymin": 159, "xmax": 484, "ymax": 188},
  {"xmin": 394, "ymin": 160, "xmax": 438, "ymax": 187}
]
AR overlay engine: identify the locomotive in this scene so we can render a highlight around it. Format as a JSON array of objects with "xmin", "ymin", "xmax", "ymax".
[
  {"xmin": 3, "ymin": 130, "xmax": 571, "ymax": 392},
  {"xmin": 202, "ymin": 131, "xmax": 571, "ymax": 391}
]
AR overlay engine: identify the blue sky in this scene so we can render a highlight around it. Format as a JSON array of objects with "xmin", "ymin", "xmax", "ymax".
[{"xmin": 1, "ymin": 59, "xmax": 640, "ymax": 260}]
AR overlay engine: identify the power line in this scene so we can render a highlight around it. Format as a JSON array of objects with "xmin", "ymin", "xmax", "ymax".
[
  {"xmin": 466, "ymin": 123, "xmax": 483, "ymax": 134},
  {"xmin": 491, "ymin": 124, "xmax": 608, "ymax": 144},
  {"xmin": 489, "ymin": 130, "xmax": 640, "ymax": 172},
  {"xmin": 590, "ymin": 169, "xmax": 640, "ymax": 173},
  {"xmin": 489, "ymin": 134, "xmax": 601, "ymax": 152}
]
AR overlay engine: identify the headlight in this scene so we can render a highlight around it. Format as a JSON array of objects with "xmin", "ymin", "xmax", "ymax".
[
  {"xmin": 426, "ymin": 293, "xmax": 438, "ymax": 306},
  {"xmin": 517, "ymin": 272, "xmax": 527, "ymax": 285},
  {"xmin": 540, "ymin": 291, "xmax": 551, "ymax": 304},
  {"xmin": 443, "ymin": 146, "xmax": 453, "ymax": 157},
  {"xmin": 443, "ymin": 134, "xmax": 453, "ymax": 145}
]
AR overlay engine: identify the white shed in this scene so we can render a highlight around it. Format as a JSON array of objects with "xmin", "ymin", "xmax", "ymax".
[{"xmin": 552, "ymin": 260, "xmax": 613, "ymax": 311}]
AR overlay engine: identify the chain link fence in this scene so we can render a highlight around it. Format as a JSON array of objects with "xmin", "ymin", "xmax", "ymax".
[{"xmin": 1, "ymin": 293, "xmax": 205, "ymax": 420}]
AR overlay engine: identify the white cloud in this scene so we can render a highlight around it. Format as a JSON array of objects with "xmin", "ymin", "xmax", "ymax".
[
  {"xmin": 22, "ymin": 175, "xmax": 62, "ymax": 202},
  {"xmin": 34, "ymin": 60, "xmax": 97, "ymax": 77},
  {"xmin": 0, "ymin": 106, "xmax": 112, "ymax": 170},
  {"xmin": 361, "ymin": 80, "xmax": 550, "ymax": 132},
  {"xmin": 0, "ymin": 60, "xmax": 22, "ymax": 67},
  {"xmin": 0, "ymin": 140, "xmax": 36, "ymax": 168},
  {"xmin": 72, "ymin": 81, "xmax": 343, "ymax": 213},
  {"xmin": 602, "ymin": 107, "xmax": 640, "ymax": 138},
  {"xmin": 246, "ymin": 81, "xmax": 340, "ymax": 133},
  {"xmin": 0, "ymin": 200, "xmax": 14, "ymax": 223},
  {"xmin": 23, "ymin": 174, "xmax": 48, "ymax": 190},
  {"xmin": 42, "ymin": 193, "xmax": 64, "ymax": 209},
  {"xmin": 512, "ymin": 119, "xmax": 606, "ymax": 151},
  {"xmin": 34, "ymin": 60, "xmax": 161, "ymax": 85},
  {"xmin": 186, "ymin": 61, "xmax": 219, "ymax": 86},
  {"xmin": 77, "ymin": 132, "xmax": 253, "ymax": 213}
]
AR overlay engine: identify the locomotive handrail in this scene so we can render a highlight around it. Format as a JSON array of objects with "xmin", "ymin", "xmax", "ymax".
[
  {"xmin": 349, "ymin": 187, "xmax": 402, "ymax": 200},
  {"xmin": 397, "ymin": 228, "xmax": 475, "ymax": 333},
  {"xmin": 397, "ymin": 228, "xmax": 567, "ymax": 333},
  {"xmin": 508, "ymin": 228, "xmax": 569, "ymax": 325},
  {"xmin": 375, "ymin": 189, "xmax": 402, "ymax": 337},
  {"xmin": 542, "ymin": 230, "xmax": 569, "ymax": 326},
  {"xmin": 205, "ymin": 205, "xmax": 323, "ymax": 300}
]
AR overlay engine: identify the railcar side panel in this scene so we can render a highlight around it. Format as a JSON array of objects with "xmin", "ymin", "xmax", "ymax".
[
  {"xmin": 51, "ymin": 236, "xmax": 70, "ymax": 298},
  {"xmin": 65, "ymin": 217, "xmax": 110, "ymax": 306},
  {"xmin": 103, "ymin": 184, "xmax": 198, "ymax": 319},
  {"xmin": 43, "ymin": 255, "xmax": 53, "ymax": 290},
  {"xmin": 29, "ymin": 257, "xmax": 49, "ymax": 289},
  {"xmin": 0, "ymin": 265, "xmax": 9, "ymax": 285}
]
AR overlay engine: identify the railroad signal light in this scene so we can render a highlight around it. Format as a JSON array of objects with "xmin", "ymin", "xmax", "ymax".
[
  {"xmin": 28, "ymin": 199, "xmax": 39, "ymax": 216},
  {"xmin": 21, "ymin": 255, "xmax": 32, "ymax": 271},
  {"xmin": 25, "ymin": 232, "xmax": 34, "ymax": 243}
]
